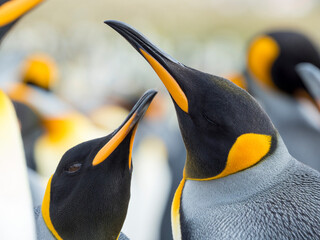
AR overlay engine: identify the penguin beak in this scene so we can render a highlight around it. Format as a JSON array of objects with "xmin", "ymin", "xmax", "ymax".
[
  {"xmin": 0, "ymin": 0, "xmax": 44, "ymax": 41},
  {"xmin": 295, "ymin": 63, "xmax": 320, "ymax": 112},
  {"xmin": 92, "ymin": 89, "xmax": 157, "ymax": 167},
  {"xmin": 105, "ymin": 20, "xmax": 189, "ymax": 114}
]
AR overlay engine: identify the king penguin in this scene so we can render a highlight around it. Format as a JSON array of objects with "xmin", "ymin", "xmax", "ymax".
[
  {"xmin": 106, "ymin": 21, "xmax": 320, "ymax": 239},
  {"xmin": 0, "ymin": 0, "xmax": 44, "ymax": 237},
  {"xmin": 35, "ymin": 89, "xmax": 157, "ymax": 240},
  {"xmin": 247, "ymin": 31, "xmax": 320, "ymax": 103},
  {"xmin": 9, "ymin": 53, "xmax": 58, "ymax": 171},
  {"xmin": 245, "ymin": 30, "xmax": 320, "ymax": 171}
]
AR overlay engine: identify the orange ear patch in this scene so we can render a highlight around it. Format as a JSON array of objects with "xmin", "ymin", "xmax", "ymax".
[
  {"xmin": 247, "ymin": 36, "xmax": 280, "ymax": 90},
  {"xmin": 188, "ymin": 133, "xmax": 272, "ymax": 181}
]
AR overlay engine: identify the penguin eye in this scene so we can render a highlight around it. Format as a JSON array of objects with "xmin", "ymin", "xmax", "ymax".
[
  {"xmin": 203, "ymin": 112, "xmax": 218, "ymax": 126},
  {"xmin": 66, "ymin": 163, "xmax": 82, "ymax": 174}
]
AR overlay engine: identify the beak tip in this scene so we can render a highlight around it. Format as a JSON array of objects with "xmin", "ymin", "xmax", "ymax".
[
  {"xmin": 104, "ymin": 20, "xmax": 124, "ymax": 28},
  {"xmin": 148, "ymin": 89, "xmax": 158, "ymax": 98},
  {"xmin": 104, "ymin": 20, "xmax": 112, "ymax": 25}
]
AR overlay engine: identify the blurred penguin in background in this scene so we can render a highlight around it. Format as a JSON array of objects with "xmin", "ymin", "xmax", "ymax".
[
  {"xmin": 0, "ymin": 0, "xmax": 44, "ymax": 42},
  {"xmin": 296, "ymin": 62, "xmax": 320, "ymax": 109},
  {"xmin": 11, "ymin": 53, "xmax": 58, "ymax": 171},
  {"xmin": 7, "ymin": 78, "xmax": 107, "ymax": 179},
  {"xmin": 0, "ymin": 90, "xmax": 37, "ymax": 239},
  {"xmin": 239, "ymin": 30, "xmax": 320, "ymax": 171},
  {"xmin": 0, "ymin": 0, "xmax": 44, "ymax": 238},
  {"xmin": 9, "ymin": 53, "xmax": 139, "ymax": 179}
]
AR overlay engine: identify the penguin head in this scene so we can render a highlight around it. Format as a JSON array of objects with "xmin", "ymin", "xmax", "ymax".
[
  {"xmin": 41, "ymin": 90, "xmax": 157, "ymax": 240},
  {"xmin": 0, "ymin": 0, "xmax": 44, "ymax": 42},
  {"xmin": 106, "ymin": 21, "xmax": 277, "ymax": 180},
  {"xmin": 21, "ymin": 53, "xmax": 58, "ymax": 91},
  {"xmin": 247, "ymin": 30, "xmax": 320, "ymax": 107}
]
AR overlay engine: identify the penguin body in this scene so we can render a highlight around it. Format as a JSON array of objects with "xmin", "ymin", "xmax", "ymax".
[
  {"xmin": 106, "ymin": 21, "xmax": 320, "ymax": 239},
  {"xmin": 12, "ymin": 100, "xmax": 43, "ymax": 170},
  {"xmin": 180, "ymin": 137, "xmax": 320, "ymax": 239},
  {"xmin": 0, "ymin": 1, "xmax": 44, "ymax": 237},
  {"xmin": 35, "ymin": 90, "xmax": 156, "ymax": 240},
  {"xmin": 0, "ymin": 90, "xmax": 36, "ymax": 239}
]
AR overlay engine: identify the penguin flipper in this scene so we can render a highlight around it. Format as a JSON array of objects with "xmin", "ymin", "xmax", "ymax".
[{"xmin": 296, "ymin": 63, "xmax": 320, "ymax": 101}]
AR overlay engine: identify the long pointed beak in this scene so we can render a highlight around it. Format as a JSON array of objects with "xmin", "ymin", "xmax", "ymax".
[
  {"xmin": 0, "ymin": 0, "xmax": 44, "ymax": 41},
  {"xmin": 105, "ymin": 20, "xmax": 189, "ymax": 113},
  {"xmin": 92, "ymin": 89, "xmax": 157, "ymax": 166},
  {"xmin": 296, "ymin": 63, "xmax": 320, "ymax": 112}
]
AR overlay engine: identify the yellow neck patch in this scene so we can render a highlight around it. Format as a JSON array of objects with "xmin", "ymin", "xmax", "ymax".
[
  {"xmin": 42, "ymin": 175, "xmax": 63, "ymax": 240},
  {"xmin": 247, "ymin": 36, "xmax": 280, "ymax": 90},
  {"xmin": 188, "ymin": 133, "xmax": 272, "ymax": 181},
  {"xmin": 140, "ymin": 49, "xmax": 189, "ymax": 113},
  {"xmin": 128, "ymin": 125, "xmax": 138, "ymax": 170},
  {"xmin": 171, "ymin": 175, "xmax": 185, "ymax": 240},
  {"xmin": 0, "ymin": 0, "xmax": 43, "ymax": 27}
]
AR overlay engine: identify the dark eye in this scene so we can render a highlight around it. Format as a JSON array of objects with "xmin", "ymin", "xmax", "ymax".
[
  {"xmin": 203, "ymin": 112, "xmax": 218, "ymax": 126},
  {"xmin": 66, "ymin": 163, "xmax": 82, "ymax": 174}
]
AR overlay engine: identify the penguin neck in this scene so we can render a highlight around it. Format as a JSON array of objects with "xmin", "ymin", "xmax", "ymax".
[
  {"xmin": 36, "ymin": 207, "xmax": 56, "ymax": 240},
  {"xmin": 183, "ymin": 134, "xmax": 293, "ymax": 204}
]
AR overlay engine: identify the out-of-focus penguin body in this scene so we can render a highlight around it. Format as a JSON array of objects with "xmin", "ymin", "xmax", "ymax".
[
  {"xmin": 106, "ymin": 21, "xmax": 320, "ymax": 239},
  {"xmin": 0, "ymin": 0, "xmax": 44, "ymax": 237},
  {"xmin": 1, "ymin": 1, "xmax": 47, "ymax": 172},
  {"xmin": 13, "ymin": 100, "xmax": 43, "ymax": 170},
  {"xmin": 0, "ymin": 90, "xmax": 37, "ymax": 239},
  {"xmin": 35, "ymin": 90, "xmax": 156, "ymax": 240}
]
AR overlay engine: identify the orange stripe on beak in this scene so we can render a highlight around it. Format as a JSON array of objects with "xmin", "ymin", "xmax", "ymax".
[
  {"xmin": 140, "ymin": 49, "xmax": 189, "ymax": 113},
  {"xmin": 92, "ymin": 113, "xmax": 137, "ymax": 166}
]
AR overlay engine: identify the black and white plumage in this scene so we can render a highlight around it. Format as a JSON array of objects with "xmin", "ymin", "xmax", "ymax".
[{"xmin": 106, "ymin": 21, "xmax": 320, "ymax": 239}]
